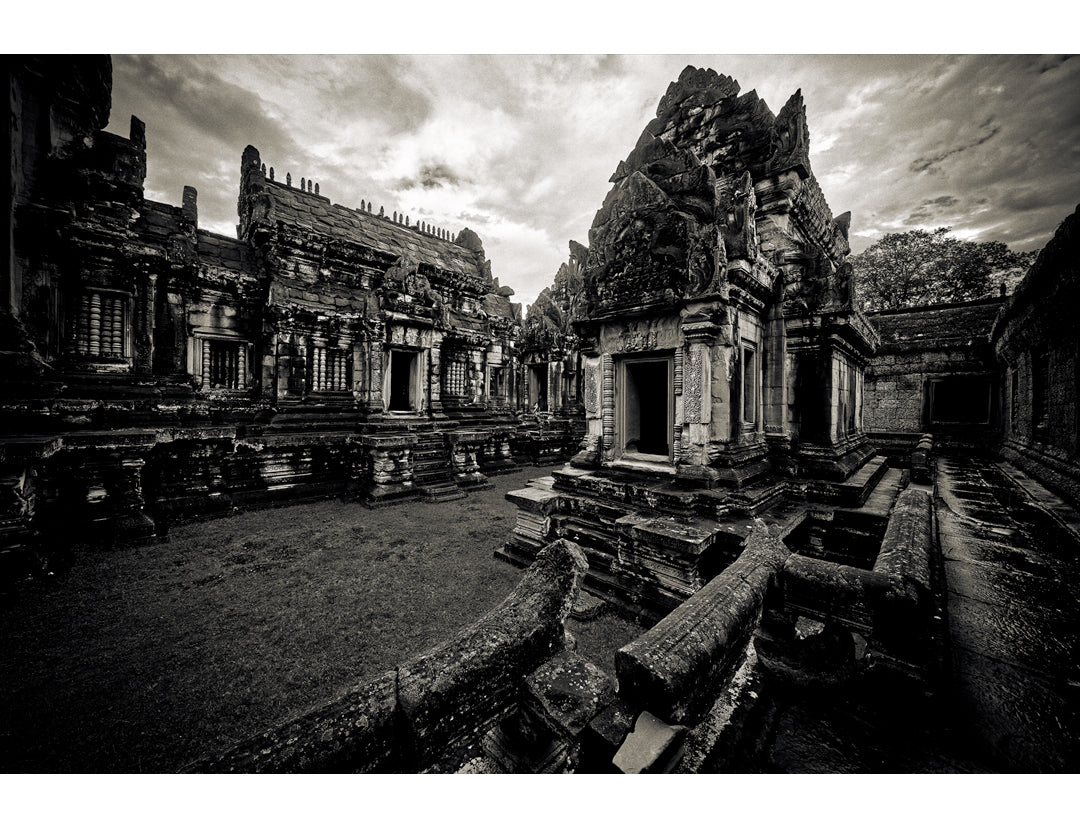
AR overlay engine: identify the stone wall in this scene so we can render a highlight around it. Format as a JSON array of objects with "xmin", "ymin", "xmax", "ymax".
[{"xmin": 994, "ymin": 205, "xmax": 1080, "ymax": 505}]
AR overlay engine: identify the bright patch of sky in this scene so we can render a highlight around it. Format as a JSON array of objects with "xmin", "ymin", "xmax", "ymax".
[{"xmin": 20, "ymin": 4, "xmax": 1067, "ymax": 313}]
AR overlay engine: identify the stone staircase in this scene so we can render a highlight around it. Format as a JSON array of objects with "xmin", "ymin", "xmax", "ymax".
[{"xmin": 411, "ymin": 429, "xmax": 466, "ymax": 502}]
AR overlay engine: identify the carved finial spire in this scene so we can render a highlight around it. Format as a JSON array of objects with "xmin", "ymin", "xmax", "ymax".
[
  {"xmin": 393, "ymin": 211, "xmax": 398, "ymax": 222},
  {"xmin": 301, "ymin": 177, "xmax": 305, "ymax": 190},
  {"xmin": 261, "ymin": 163, "xmax": 266, "ymax": 175},
  {"xmin": 361, "ymin": 199, "xmax": 366, "ymax": 211},
  {"xmin": 379, "ymin": 205, "xmax": 385, "ymax": 217},
  {"xmin": 269, "ymin": 167, "xmax": 275, "ymax": 181},
  {"xmin": 314, "ymin": 182, "xmax": 319, "ymax": 195},
  {"xmin": 286, "ymin": 172, "xmax": 292, "ymax": 187},
  {"xmin": 406, "ymin": 215, "xmax": 410, "ymax": 226}
]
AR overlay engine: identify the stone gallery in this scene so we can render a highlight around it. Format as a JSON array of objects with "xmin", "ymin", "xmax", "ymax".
[{"xmin": 2, "ymin": 57, "xmax": 1078, "ymax": 773}]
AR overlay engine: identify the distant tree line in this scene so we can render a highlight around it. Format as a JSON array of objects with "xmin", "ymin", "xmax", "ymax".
[{"xmin": 850, "ymin": 227, "xmax": 1036, "ymax": 312}]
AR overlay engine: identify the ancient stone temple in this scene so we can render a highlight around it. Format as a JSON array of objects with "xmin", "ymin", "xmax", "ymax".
[
  {"xmin": 1, "ymin": 57, "xmax": 523, "ymax": 579},
  {"xmin": 504, "ymin": 66, "xmax": 882, "ymax": 616},
  {"xmin": 515, "ymin": 242, "xmax": 588, "ymax": 463}
]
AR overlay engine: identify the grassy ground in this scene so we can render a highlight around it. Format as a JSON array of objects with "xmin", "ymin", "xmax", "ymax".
[{"xmin": 0, "ymin": 466, "xmax": 646, "ymax": 772}]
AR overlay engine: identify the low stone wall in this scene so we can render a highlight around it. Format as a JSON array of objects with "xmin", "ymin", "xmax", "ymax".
[
  {"xmin": 184, "ymin": 538, "xmax": 588, "ymax": 773},
  {"xmin": 614, "ymin": 522, "xmax": 790, "ymax": 725},
  {"xmin": 773, "ymin": 488, "xmax": 935, "ymax": 669},
  {"xmin": 910, "ymin": 434, "xmax": 934, "ymax": 483}
]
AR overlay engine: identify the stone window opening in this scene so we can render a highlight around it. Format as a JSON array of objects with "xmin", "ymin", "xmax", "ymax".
[
  {"xmin": 312, "ymin": 345, "xmax": 349, "ymax": 392},
  {"xmin": 929, "ymin": 375, "xmax": 991, "ymax": 425},
  {"xmin": 617, "ymin": 355, "xmax": 673, "ymax": 460},
  {"xmin": 388, "ymin": 349, "xmax": 420, "ymax": 412},
  {"xmin": 201, "ymin": 338, "xmax": 247, "ymax": 390},
  {"xmin": 73, "ymin": 289, "xmax": 129, "ymax": 359}
]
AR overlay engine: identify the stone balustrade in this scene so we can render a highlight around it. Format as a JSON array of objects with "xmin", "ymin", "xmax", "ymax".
[{"xmin": 614, "ymin": 521, "xmax": 791, "ymax": 724}]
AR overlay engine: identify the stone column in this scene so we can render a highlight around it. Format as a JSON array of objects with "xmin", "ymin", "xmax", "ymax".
[
  {"xmin": 111, "ymin": 451, "xmax": 157, "ymax": 543},
  {"xmin": 683, "ymin": 321, "xmax": 719, "ymax": 459},
  {"xmin": 763, "ymin": 302, "xmax": 787, "ymax": 436},
  {"xmin": 601, "ymin": 354, "xmax": 615, "ymax": 457}
]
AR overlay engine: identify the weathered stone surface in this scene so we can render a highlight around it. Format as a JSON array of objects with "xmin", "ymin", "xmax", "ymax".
[
  {"xmin": 396, "ymin": 539, "xmax": 588, "ymax": 769},
  {"xmin": 612, "ymin": 710, "xmax": 689, "ymax": 774},
  {"xmin": 524, "ymin": 651, "xmax": 615, "ymax": 738},
  {"xmin": 615, "ymin": 522, "xmax": 790, "ymax": 724}
]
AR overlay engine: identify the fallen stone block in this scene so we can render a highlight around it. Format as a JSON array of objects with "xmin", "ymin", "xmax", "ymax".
[{"xmin": 612, "ymin": 710, "xmax": 688, "ymax": 774}]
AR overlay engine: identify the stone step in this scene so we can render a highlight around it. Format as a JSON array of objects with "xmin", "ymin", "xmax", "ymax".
[
  {"xmin": 834, "ymin": 455, "xmax": 889, "ymax": 507},
  {"xmin": 421, "ymin": 482, "xmax": 466, "ymax": 502}
]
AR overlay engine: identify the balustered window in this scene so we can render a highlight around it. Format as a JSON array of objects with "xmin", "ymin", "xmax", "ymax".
[
  {"xmin": 312, "ymin": 346, "xmax": 349, "ymax": 392},
  {"xmin": 73, "ymin": 290, "xmax": 128, "ymax": 358},
  {"xmin": 200, "ymin": 339, "xmax": 247, "ymax": 390},
  {"xmin": 443, "ymin": 359, "xmax": 467, "ymax": 397}
]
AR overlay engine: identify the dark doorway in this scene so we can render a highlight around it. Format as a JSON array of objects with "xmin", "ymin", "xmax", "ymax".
[
  {"xmin": 530, "ymin": 364, "xmax": 548, "ymax": 411},
  {"xmin": 621, "ymin": 357, "xmax": 671, "ymax": 458},
  {"xmin": 389, "ymin": 350, "xmax": 417, "ymax": 411},
  {"xmin": 930, "ymin": 375, "xmax": 991, "ymax": 425}
]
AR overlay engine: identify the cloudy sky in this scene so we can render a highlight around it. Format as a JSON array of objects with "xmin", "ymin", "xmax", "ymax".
[{"xmin": 106, "ymin": 53, "xmax": 1079, "ymax": 308}]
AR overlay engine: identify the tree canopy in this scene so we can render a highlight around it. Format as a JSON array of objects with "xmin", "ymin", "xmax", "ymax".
[{"xmin": 850, "ymin": 227, "xmax": 1036, "ymax": 312}]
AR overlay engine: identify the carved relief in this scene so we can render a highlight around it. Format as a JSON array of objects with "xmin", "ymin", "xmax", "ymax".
[{"xmin": 685, "ymin": 347, "xmax": 704, "ymax": 424}]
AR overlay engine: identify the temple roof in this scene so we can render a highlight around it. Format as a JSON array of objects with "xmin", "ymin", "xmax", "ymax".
[
  {"xmin": 869, "ymin": 297, "xmax": 1005, "ymax": 349},
  {"xmin": 262, "ymin": 179, "xmax": 480, "ymax": 278}
]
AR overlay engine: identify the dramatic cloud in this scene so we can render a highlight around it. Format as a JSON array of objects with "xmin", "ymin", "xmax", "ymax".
[{"xmin": 108, "ymin": 54, "xmax": 1080, "ymax": 309}]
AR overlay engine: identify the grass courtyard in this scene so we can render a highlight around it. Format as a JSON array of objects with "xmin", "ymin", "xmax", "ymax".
[{"xmin": 0, "ymin": 466, "xmax": 646, "ymax": 772}]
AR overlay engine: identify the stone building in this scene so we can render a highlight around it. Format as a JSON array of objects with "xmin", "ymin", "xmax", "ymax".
[
  {"xmin": 860, "ymin": 205, "xmax": 1080, "ymax": 505},
  {"xmin": 1, "ymin": 57, "xmax": 523, "ymax": 578},
  {"xmin": 505, "ymin": 67, "xmax": 883, "ymax": 616},
  {"xmin": 515, "ymin": 241, "xmax": 588, "ymax": 463},
  {"xmin": 863, "ymin": 297, "xmax": 1006, "ymax": 456}
]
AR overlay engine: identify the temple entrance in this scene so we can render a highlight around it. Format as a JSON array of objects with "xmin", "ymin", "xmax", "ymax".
[
  {"xmin": 529, "ymin": 364, "xmax": 548, "ymax": 411},
  {"xmin": 388, "ymin": 349, "xmax": 419, "ymax": 411},
  {"xmin": 618, "ymin": 355, "xmax": 673, "ymax": 460}
]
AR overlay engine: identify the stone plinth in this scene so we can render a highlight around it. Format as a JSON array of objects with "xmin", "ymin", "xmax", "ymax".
[
  {"xmin": 355, "ymin": 434, "xmax": 418, "ymax": 505},
  {"xmin": 485, "ymin": 651, "xmax": 615, "ymax": 773},
  {"xmin": 445, "ymin": 429, "xmax": 491, "ymax": 490}
]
